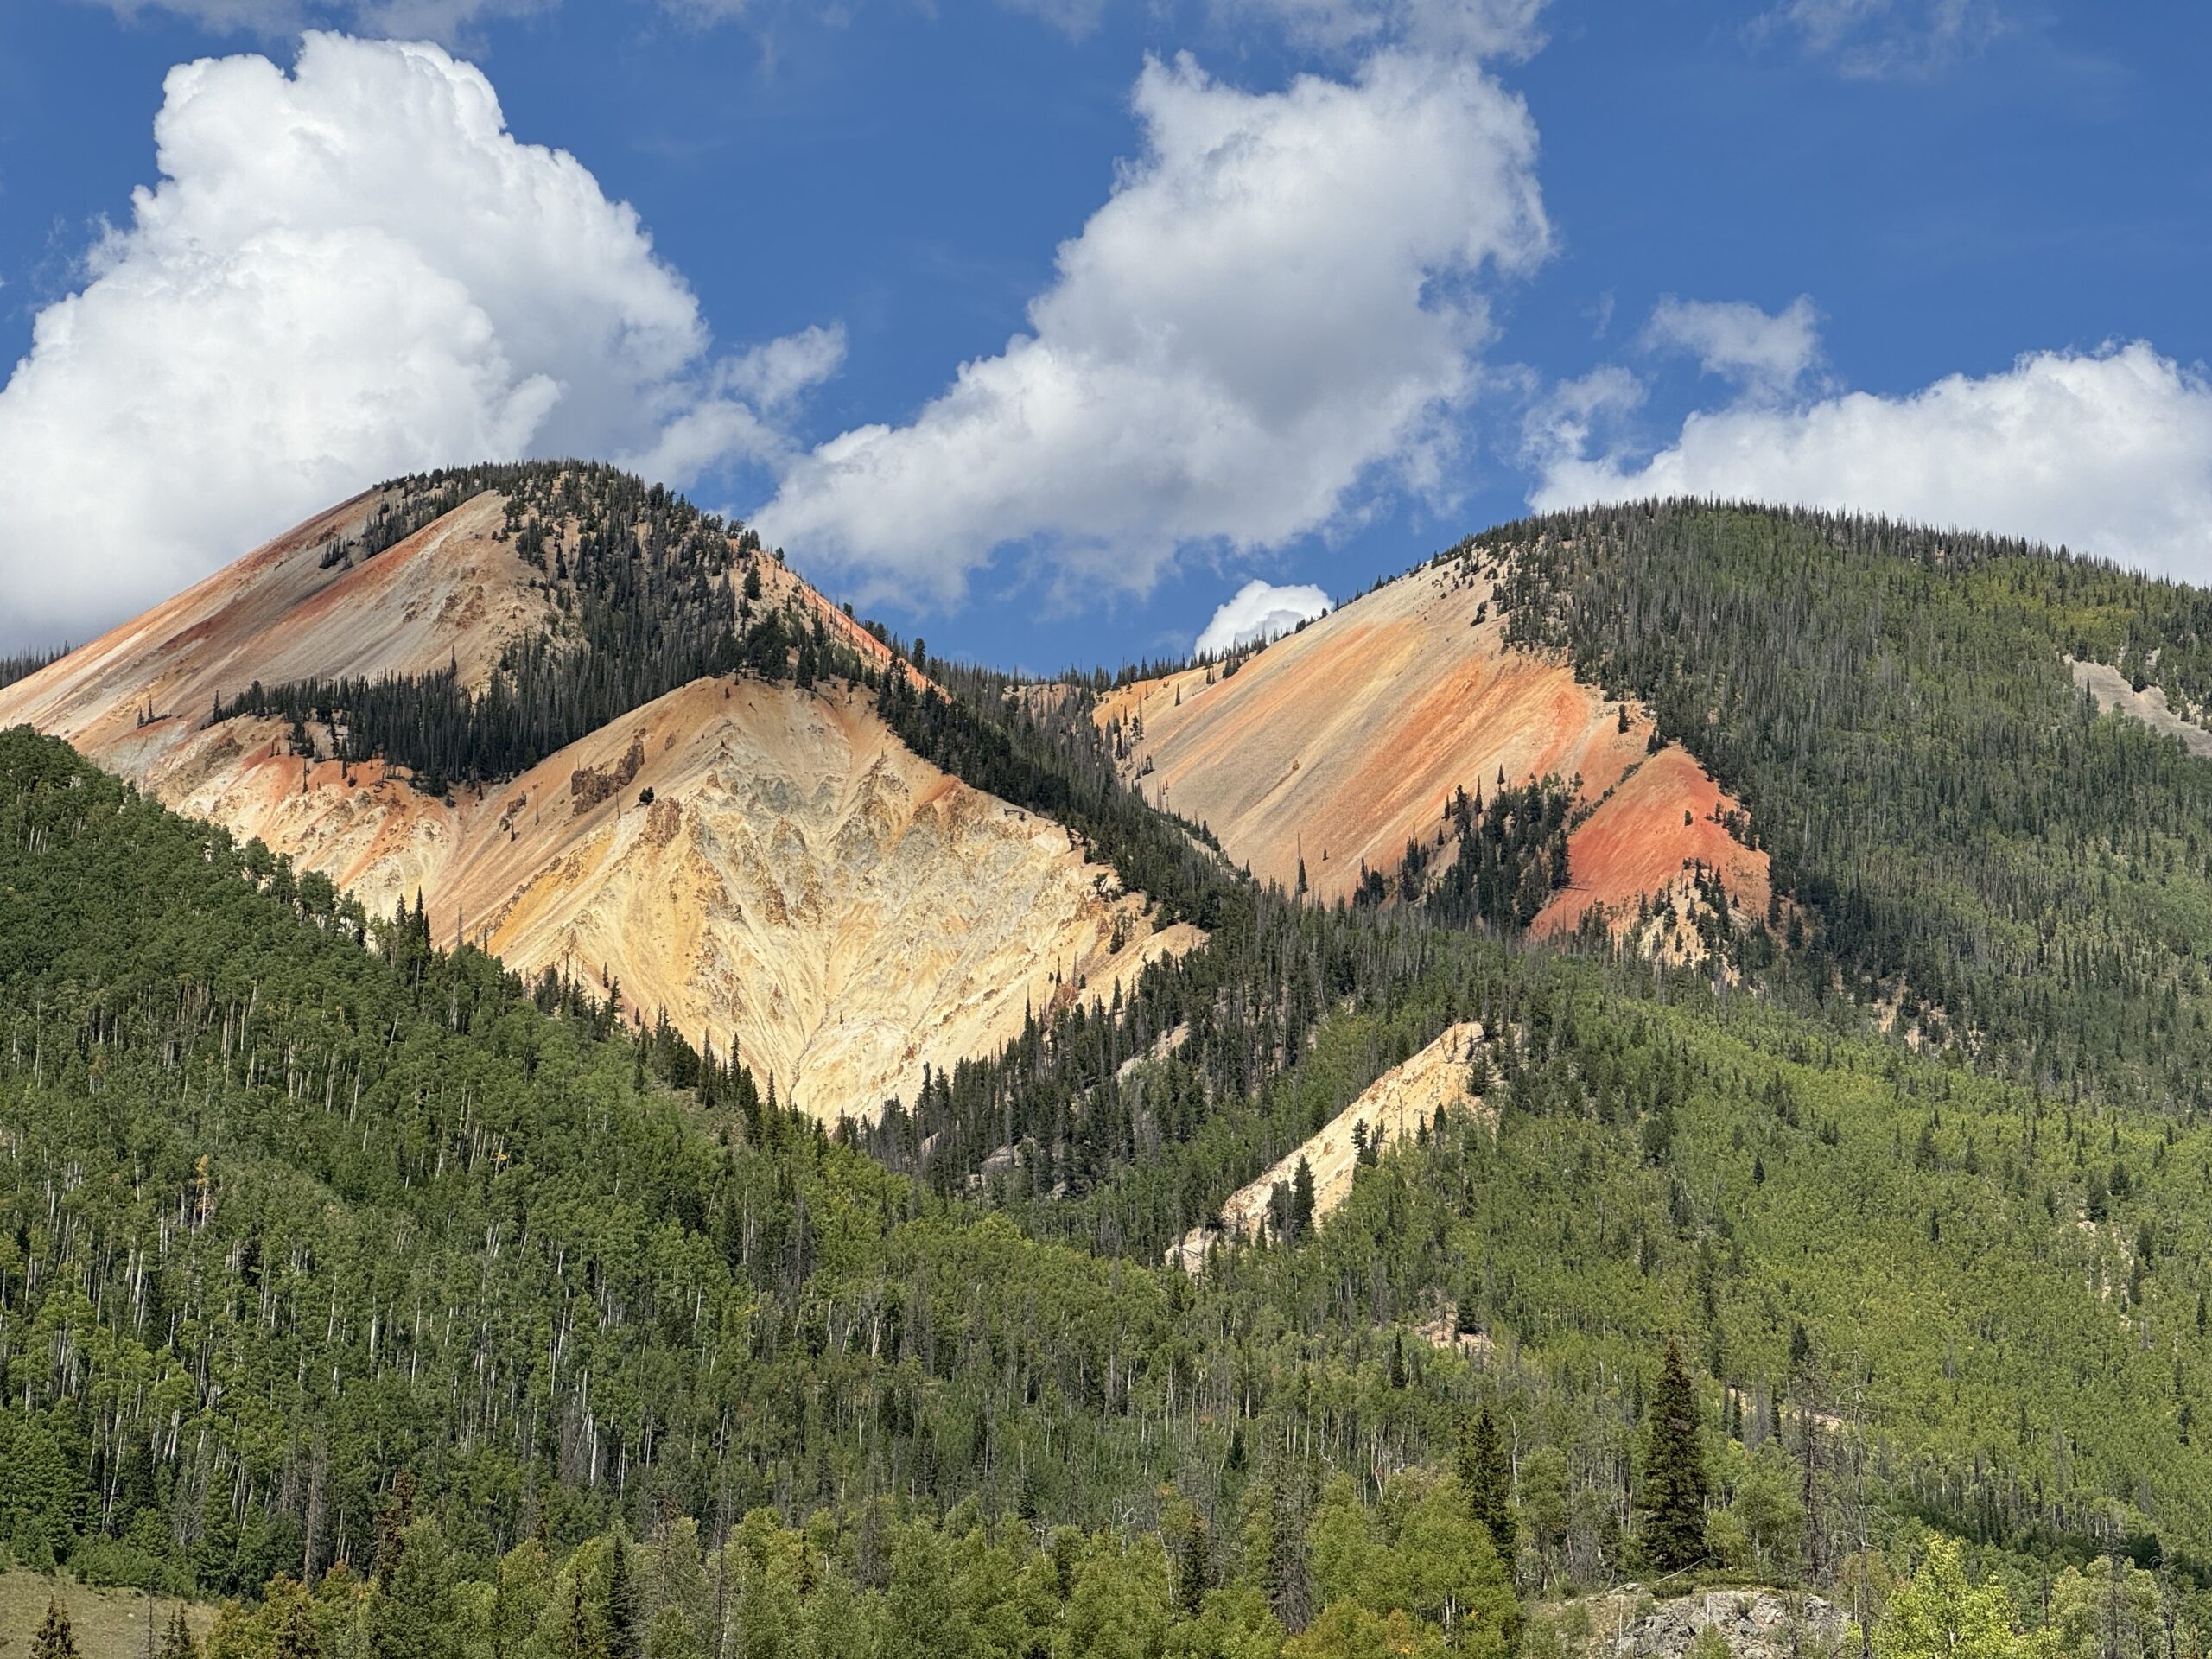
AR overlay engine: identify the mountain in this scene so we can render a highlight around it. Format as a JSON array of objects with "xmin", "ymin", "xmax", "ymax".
[
  {"xmin": 0, "ymin": 465, "xmax": 1193, "ymax": 1122},
  {"xmin": 14, "ymin": 479, "xmax": 2212, "ymax": 1658},
  {"xmin": 1097, "ymin": 543, "xmax": 1770, "ymax": 944}
]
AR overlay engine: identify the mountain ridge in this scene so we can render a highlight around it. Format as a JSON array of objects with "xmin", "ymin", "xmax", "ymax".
[
  {"xmin": 0, "ymin": 464, "xmax": 1194, "ymax": 1122},
  {"xmin": 1096, "ymin": 547, "xmax": 1770, "ymax": 945}
]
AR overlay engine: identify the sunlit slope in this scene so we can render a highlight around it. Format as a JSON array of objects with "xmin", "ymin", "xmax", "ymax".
[{"xmin": 1098, "ymin": 554, "xmax": 1768, "ymax": 936}]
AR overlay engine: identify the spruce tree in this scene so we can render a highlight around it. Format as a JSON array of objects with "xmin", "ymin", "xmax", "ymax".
[
  {"xmin": 159, "ymin": 1609, "xmax": 200, "ymax": 1659},
  {"xmin": 273, "ymin": 1589, "xmax": 321, "ymax": 1659},
  {"xmin": 1458, "ymin": 1405, "xmax": 1519, "ymax": 1568},
  {"xmin": 1291, "ymin": 1155, "xmax": 1317, "ymax": 1242},
  {"xmin": 1171, "ymin": 1504, "xmax": 1210, "ymax": 1619},
  {"xmin": 1263, "ymin": 1478, "xmax": 1312, "ymax": 1635},
  {"xmin": 1639, "ymin": 1339, "xmax": 1711, "ymax": 1573},
  {"xmin": 561, "ymin": 1581, "xmax": 601, "ymax": 1659},
  {"xmin": 372, "ymin": 1471, "xmax": 415, "ymax": 1586},
  {"xmin": 605, "ymin": 1532, "xmax": 637, "ymax": 1659},
  {"xmin": 32, "ymin": 1599, "xmax": 80, "ymax": 1659}
]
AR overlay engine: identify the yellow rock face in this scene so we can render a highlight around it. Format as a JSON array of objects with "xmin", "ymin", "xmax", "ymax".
[
  {"xmin": 432, "ymin": 677, "xmax": 1199, "ymax": 1123},
  {"xmin": 1, "ymin": 490, "xmax": 1194, "ymax": 1123},
  {"xmin": 1167, "ymin": 1020, "xmax": 1491, "ymax": 1272}
]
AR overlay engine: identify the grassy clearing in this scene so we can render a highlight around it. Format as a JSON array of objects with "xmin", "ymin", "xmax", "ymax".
[{"xmin": 0, "ymin": 1571, "xmax": 211, "ymax": 1659}]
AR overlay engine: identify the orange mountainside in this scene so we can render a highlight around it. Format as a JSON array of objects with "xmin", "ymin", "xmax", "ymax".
[
  {"xmin": 0, "ymin": 486, "xmax": 1192, "ymax": 1122},
  {"xmin": 1097, "ymin": 548, "xmax": 1769, "ymax": 940}
]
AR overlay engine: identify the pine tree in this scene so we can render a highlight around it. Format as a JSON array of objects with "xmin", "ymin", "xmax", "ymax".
[
  {"xmin": 1291, "ymin": 1155, "xmax": 1316, "ymax": 1242},
  {"xmin": 604, "ymin": 1532, "xmax": 637, "ymax": 1659},
  {"xmin": 1458, "ymin": 1405, "xmax": 1519, "ymax": 1569},
  {"xmin": 1264, "ymin": 1478, "xmax": 1312, "ymax": 1635},
  {"xmin": 32, "ymin": 1599, "xmax": 80, "ymax": 1659},
  {"xmin": 372, "ymin": 1471, "xmax": 415, "ymax": 1586},
  {"xmin": 1171, "ymin": 1504, "xmax": 1210, "ymax": 1619},
  {"xmin": 273, "ymin": 1588, "xmax": 321, "ymax": 1659},
  {"xmin": 562, "ymin": 1580, "xmax": 602, "ymax": 1659},
  {"xmin": 159, "ymin": 1609, "xmax": 200, "ymax": 1659},
  {"xmin": 1639, "ymin": 1339, "xmax": 1711, "ymax": 1573}
]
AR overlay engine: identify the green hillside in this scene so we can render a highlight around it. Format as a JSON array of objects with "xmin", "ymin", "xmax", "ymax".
[{"xmin": 13, "ymin": 495, "xmax": 2212, "ymax": 1655}]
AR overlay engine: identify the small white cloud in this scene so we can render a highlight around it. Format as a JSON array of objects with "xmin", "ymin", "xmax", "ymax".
[
  {"xmin": 1645, "ymin": 295, "xmax": 1819, "ymax": 399},
  {"xmin": 87, "ymin": 0, "xmax": 307, "ymax": 29},
  {"xmin": 759, "ymin": 47, "xmax": 1549, "ymax": 611},
  {"xmin": 1519, "ymin": 365, "xmax": 1645, "ymax": 475},
  {"xmin": 717, "ymin": 323, "xmax": 847, "ymax": 412},
  {"xmin": 349, "ymin": 0, "xmax": 552, "ymax": 41},
  {"xmin": 0, "ymin": 32, "xmax": 832, "ymax": 650},
  {"xmin": 1757, "ymin": 0, "xmax": 2006, "ymax": 79},
  {"xmin": 1196, "ymin": 579, "xmax": 1332, "ymax": 656},
  {"xmin": 1531, "ymin": 340, "xmax": 2212, "ymax": 580},
  {"xmin": 992, "ymin": 0, "xmax": 1111, "ymax": 36}
]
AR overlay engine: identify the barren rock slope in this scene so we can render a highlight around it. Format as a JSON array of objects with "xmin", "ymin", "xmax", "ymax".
[
  {"xmin": 2070, "ymin": 656, "xmax": 2212, "ymax": 760},
  {"xmin": 1099, "ymin": 556, "xmax": 1768, "ymax": 937},
  {"xmin": 0, "ymin": 489, "xmax": 1192, "ymax": 1122},
  {"xmin": 1169, "ymin": 1020, "xmax": 1490, "ymax": 1271}
]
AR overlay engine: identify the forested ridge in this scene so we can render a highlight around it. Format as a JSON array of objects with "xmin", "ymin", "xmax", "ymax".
[
  {"xmin": 217, "ymin": 463, "xmax": 871, "ymax": 798},
  {"xmin": 1, "ymin": 648, "xmax": 68, "ymax": 693},
  {"xmin": 18, "ymin": 487, "xmax": 2212, "ymax": 1657},
  {"xmin": 1478, "ymin": 501, "xmax": 2212, "ymax": 1109}
]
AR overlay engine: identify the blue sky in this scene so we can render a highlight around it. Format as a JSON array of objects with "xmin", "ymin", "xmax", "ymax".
[{"xmin": 1, "ymin": 1, "xmax": 2206, "ymax": 671}]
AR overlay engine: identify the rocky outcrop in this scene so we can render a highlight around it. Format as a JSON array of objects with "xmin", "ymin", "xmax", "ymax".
[
  {"xmin": 1169, "ymin": 1020, "xmax": 1491, "ymax": 1271},
  {"xmin": 1565, "ymin": 1587, "xmax": 1847, "ymax": 1659}
]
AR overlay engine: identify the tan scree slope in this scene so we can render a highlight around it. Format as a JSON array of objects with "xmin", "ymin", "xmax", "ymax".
[
  {"xmin": 1, "ymin": 493, "xmax": 1192, "ymax": 1123},
  {"xmin": 439, "ymin": 677, "xmax": 1195, "ymax": 1122},
  {"xmin": 1168, "ymin": 1021, "xmax": 1490, "ymax": 1271},
  {"xmin": 2070, "ymin": 657, "xmax": 2212, "ymax": 760},
  {"xmin": 0, "ymin": 487, "xmax": 543, "ymax": 746},
  {"xmin": 1098, "ymin": 557, "xmax": 1768, "ymax": 936}
]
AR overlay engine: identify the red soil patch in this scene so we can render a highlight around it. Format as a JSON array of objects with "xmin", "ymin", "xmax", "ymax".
[{"xmin": 1535, "ymin": 747, "xmax": 1768, "ymax": 938}]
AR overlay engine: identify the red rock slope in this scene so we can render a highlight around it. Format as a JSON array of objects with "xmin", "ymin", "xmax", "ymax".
[{"xmin": 1097, "ymin": 553, "xmax": 1768, "ymax": 939}]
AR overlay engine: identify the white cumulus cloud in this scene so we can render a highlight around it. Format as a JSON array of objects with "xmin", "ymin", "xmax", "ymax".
[
  {"xmin": 757, "ymin": 46, "xmax": 1549, "ymax": 611},
  {"xmin": 1531, "ymin": 340, "xmax": 2212, "ymax": 579},
  {"xmin": 1196, "ymin": 578, "xmax": 1332, "ymax": 656},
  {"xmin": 1645, "ymin": 295, "xmax": 1819, "ymax": 399},
  {"xmin": 0, "ymin": 32, "xmax": 831, "ymax": 651}
]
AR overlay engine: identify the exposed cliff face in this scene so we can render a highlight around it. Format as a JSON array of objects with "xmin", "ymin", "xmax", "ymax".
[
  {"xmin": 1098, "ymin": 556, "xmax": 1769, "ymax": 938},
  {"xmin": 444, "ymin": 678, "xmax": 1197, "ymax": 1122},
  {"xmin": 1168, "ymin": 1020, "xmax": 1491, "ymax": 1272},
  {"xmin": 0, "ymin": 488, "xmax": 1192, "ymax": 1123}
]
